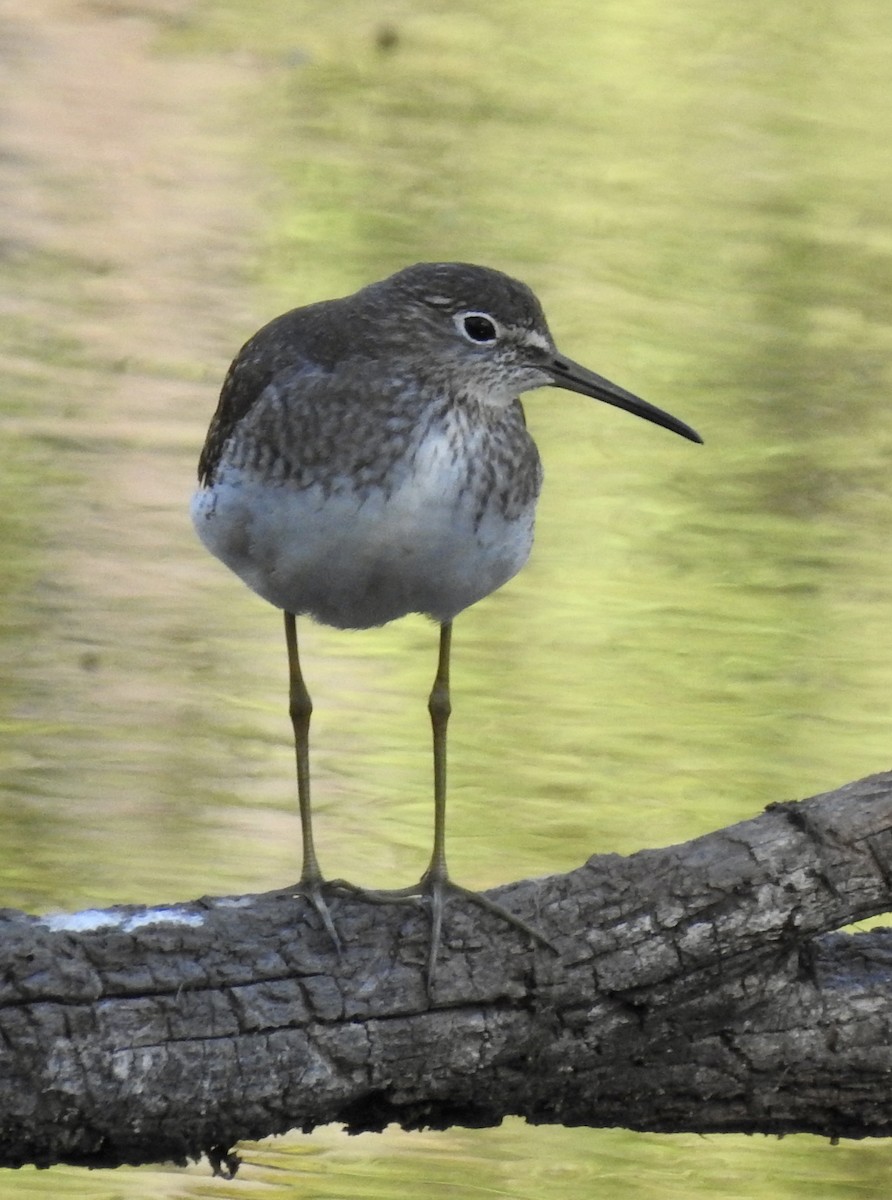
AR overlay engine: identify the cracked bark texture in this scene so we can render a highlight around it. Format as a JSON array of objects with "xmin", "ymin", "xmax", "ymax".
[{"xmin": 4, "ymin": 770, "xmax": 892, "ymax": 1170}]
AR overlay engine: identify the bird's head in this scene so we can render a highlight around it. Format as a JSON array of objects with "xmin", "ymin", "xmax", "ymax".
[{"xmin": 359, "ymin": 262, "xmax": 702, "ymax": 443}]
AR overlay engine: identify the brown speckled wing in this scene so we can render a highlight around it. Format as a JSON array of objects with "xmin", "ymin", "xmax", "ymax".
[{"xmin": 197, "ymin": 301, "xmax": 346, "ymax": 486}]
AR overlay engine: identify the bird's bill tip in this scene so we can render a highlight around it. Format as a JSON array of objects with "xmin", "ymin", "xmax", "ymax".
[{"xmin": 547, "ymin": 355, "xmax": 702, "ymax": 445}]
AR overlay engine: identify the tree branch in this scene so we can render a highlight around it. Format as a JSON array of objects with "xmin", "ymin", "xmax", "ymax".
[{"xmin": 4, "ymin": 770, "xmax": 892, "ymax": 1171}]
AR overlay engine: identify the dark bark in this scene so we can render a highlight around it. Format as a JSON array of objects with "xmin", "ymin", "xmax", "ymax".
[{"xmin": 4, "ymin": 770, "xmax": 892, "ymax": 1172}]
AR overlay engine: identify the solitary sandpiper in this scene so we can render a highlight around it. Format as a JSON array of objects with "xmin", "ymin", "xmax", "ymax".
[{"xmin": 191, "ymin": 262, "xmax": 702, "ymax": 979}]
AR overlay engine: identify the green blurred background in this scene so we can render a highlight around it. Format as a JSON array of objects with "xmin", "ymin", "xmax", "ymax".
[{"xmin": 3, "ymin": 0, "xmax": 892, "ymax": 1194}]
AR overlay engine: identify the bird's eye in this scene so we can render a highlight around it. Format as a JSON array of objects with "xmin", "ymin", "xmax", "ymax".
[{"xmin": 458, "ymin": 312, "xmax": 498, "ymax": 344}]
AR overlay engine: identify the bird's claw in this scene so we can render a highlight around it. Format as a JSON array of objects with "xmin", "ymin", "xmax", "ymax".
[{"xmin": 268, "ymin": 874, "xmax": 555, "ymax": 987}]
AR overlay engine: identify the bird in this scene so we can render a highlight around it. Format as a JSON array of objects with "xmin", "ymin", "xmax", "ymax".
[{"xmin": 191, "ymin": 261, "xmax": 702, "ymax": 980}]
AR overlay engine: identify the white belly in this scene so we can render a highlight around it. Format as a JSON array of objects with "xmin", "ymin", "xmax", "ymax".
[{"xmin": 191, "ymin": 432, "xmax": 537, "ymax": 629}]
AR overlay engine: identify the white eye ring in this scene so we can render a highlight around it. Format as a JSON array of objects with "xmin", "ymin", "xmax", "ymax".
[{"xmin": 455, "ymin": 311, "xmax": 500, "ymax": 344}]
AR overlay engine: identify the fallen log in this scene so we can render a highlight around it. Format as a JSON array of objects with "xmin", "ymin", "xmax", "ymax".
[{"xmin": 3, "ymin": 770, "xmax": 892, "ymax": 1171}]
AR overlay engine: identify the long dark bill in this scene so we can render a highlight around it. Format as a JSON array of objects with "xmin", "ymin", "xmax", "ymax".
[{"xmin": 548, "ymin": 355, "xmax": 703, "ymax": 444}]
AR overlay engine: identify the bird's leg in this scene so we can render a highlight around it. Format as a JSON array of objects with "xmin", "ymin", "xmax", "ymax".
[
  {"xmin": 282, "ymin": 617, "xmax": 552, "ymax": 982},
  {"xmin": 429, "ymin": 621, "xmax": 452, "ymax": 877},
  {"xmin": 418, "ymin": 621, "xmax": 555, "ymax": 985},
  {"xmin": 418, "ymin": 620, "xmax": 453, "ymax": 973},
  {"xmin": 284, "ymin": 611, "xmax": 320, "ymax": 883},
  {"xmin": 283, "ymin": 610, "xmax": 341, "ymax": 951}
]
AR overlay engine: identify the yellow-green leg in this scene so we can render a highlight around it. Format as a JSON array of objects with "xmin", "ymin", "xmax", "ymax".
[
  {"xmin": 280, "ymin": 615, "xmax": 550, "ymax": 982},
  {"xmin": 284, "ymin": 611, "xmax": 340, "ymax": 950},
  {"xmin": 418, "ymin": 620, "xmax": 453, "ymax": 976},
  {"xmin": 418, "ymin": 621, "xmax": 553, "ymax": 985}
]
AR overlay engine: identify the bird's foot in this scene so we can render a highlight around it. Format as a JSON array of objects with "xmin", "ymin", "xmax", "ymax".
[
  {"xmin": 266, "ymin": 873, "xmax": 555, "ymax": 986},
  {"xmin": 329, "ymin": 870, "xmax": 555, "ymax": 986},
  {"xmin": 422, "ymin": 871, "xmax": 556, "ymax": 985},
  {"xmin": 264, "ymin": 874, "xmax": 421, "ymax": 958},
  {"xmin": 265, "ymin": 875, "xmax": 343, "ymax": 955}
]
